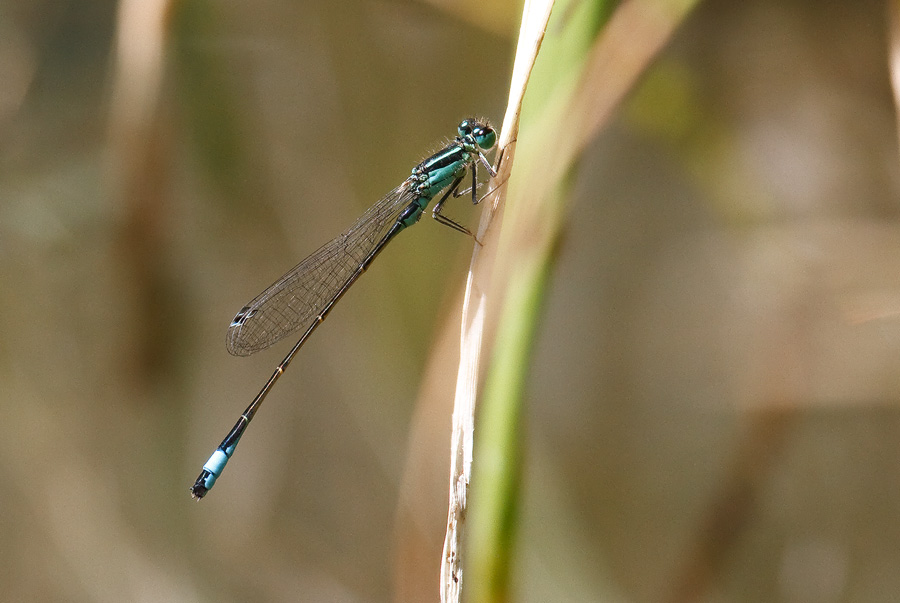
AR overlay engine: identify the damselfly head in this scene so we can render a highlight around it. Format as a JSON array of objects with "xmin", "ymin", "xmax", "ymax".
[{"xmin": 458, "ymin": 118, "xmax": 496, "ymax": 151}]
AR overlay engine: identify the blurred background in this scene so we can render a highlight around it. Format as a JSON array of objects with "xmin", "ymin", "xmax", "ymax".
[{"xmin": 2, "ymin": 0, "xmax": 900, "ymax": 602}]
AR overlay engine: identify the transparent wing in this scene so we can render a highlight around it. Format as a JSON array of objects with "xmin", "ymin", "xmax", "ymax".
[{"xmin": 226, "ymin": 179, "xmax": 418, "ymax": 356}]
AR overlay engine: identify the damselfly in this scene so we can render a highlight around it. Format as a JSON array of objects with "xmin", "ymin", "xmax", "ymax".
[{"xmin": 190, "ymin": 118, "xmax": 498, "ymax": 499}]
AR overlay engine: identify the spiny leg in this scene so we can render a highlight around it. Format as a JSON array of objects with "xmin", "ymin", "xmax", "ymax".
[
  {"xmin": 432, "ymin": 175, "xmax": 473, "ymax": 236},
  {"xmin": 479, "ymin": 150, "xmax": 498, "ymax": 178},
  {"xmin": 433, "ymin": 150, "xmax": 501, "ymax": 241},
  {"xmin": 432, "ymin": 174, "xmax": 478, "ymax": 241},
  {"xmin": 452, "ymin": 152, "xmax": 501, "ymax": 205}
]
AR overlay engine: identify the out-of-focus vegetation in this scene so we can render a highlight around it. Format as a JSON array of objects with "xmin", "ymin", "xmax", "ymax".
[{"xmin": 2, "ymin": 1, "xmax": 900, "ymax": 602}]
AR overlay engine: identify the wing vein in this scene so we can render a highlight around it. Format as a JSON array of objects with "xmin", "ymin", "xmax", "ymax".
[{"xmin": 226, "ymin": 179, "xmax": 418, "ymax": 356}]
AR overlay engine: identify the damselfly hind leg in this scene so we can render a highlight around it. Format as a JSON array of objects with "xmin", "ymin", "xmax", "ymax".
[{"xmin": 432, "ymin": 174, "xmax": 477, "ymax": 240}]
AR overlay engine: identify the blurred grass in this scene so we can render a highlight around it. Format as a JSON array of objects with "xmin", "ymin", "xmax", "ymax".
[{"xmin": 3, "ymin": 1, "xmax": 900, "ymax": 602}]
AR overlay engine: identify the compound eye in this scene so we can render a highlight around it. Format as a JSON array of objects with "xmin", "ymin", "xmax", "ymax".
[
  {"xmin": 458, "ymin": 119, "xmax": 473, "ymax": 137},
  {"xmin": 473, "ymin": 126, "xmax": 497, "ymax": 150}
]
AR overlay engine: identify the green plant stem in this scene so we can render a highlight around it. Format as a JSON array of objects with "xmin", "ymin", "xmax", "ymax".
[{"xmin": 467, "ymin": 0, "xmax": 701, "ymax": 601}]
